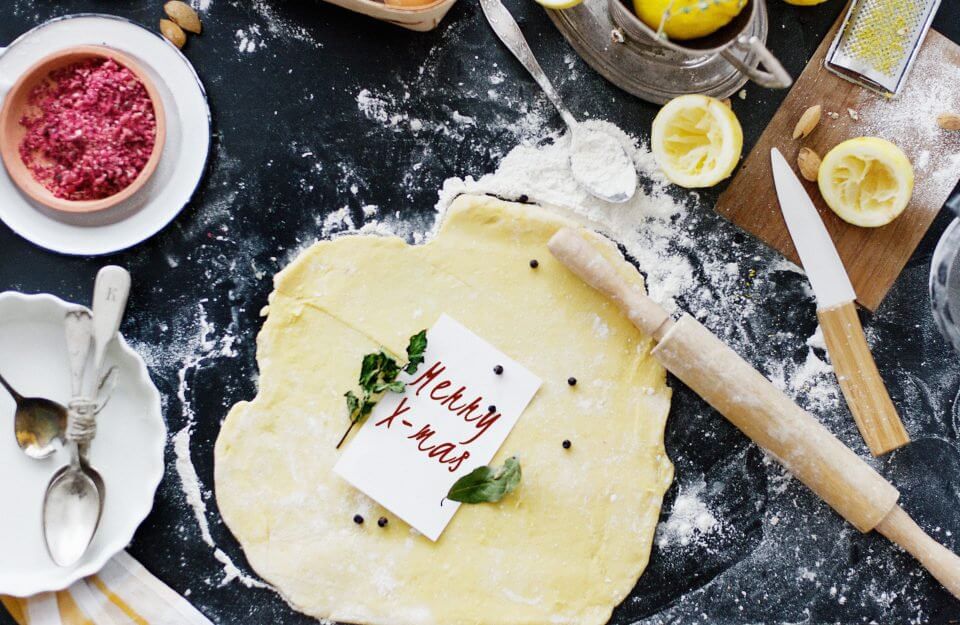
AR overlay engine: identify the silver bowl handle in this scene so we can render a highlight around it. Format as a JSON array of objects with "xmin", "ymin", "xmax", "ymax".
[{"xmin": 721, "ymin": 35, "xmax": 792, "ymax": 89}]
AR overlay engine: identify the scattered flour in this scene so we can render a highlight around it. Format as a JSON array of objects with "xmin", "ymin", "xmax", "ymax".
[
  {"xmin": 235, "ymin": 27, "xmax": 264, "ymax": 54},
  {"xmin": 166, "ymin": 301, "xmax": 270, "ymax": 590},
  {"xmin": 806, "ymin": 324, "xmax": 826, "ymax": 351},
  {"xmin": 435, "ymin": 119, "xmax": 693, "ymax": 312},
  {"xmin": 656, "ymin": 479, "xmax": 720, "ymax": 548},
  {"xmin": 857, "ymin": 50, "xmax": 960, "ymax": 205},
  {"xmin": 320, "ymin": 206, "xmax": 355, "ymax": 237},
  {"xmin": 174, "ymin": 427, "xmax": 214, "ymax": 546}
]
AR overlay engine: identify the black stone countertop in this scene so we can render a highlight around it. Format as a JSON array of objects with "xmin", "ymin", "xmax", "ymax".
[{"xmin": 2, "ymin": 0, "xmax": 960, "ymax": 623}]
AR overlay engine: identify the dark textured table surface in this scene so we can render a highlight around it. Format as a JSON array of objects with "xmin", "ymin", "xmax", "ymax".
[{"xmin": 2, "ymin": 1, "xmax": 960, "ymax": 623}]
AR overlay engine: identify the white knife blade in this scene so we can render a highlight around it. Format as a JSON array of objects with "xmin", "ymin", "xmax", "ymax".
[{"xmin": 771, "ymin": 148, "xmax": 857, "ymax": 309}]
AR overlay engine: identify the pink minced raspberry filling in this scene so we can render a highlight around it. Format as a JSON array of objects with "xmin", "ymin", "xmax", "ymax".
[{"xmin": 18, "ymin": 57, "xmax": 158, "ymax": 202}]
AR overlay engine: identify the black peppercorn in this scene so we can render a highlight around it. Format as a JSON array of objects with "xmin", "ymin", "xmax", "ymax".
[
  {"xmin": 378, "ymin": 517, "xmax": 388, "ymax": 528},
  {"xmin": 353, "ymin": 514, "xmax": 364, "ymax": 525},
  {"xmin": 493, "ymin": 365, "xmax": 504, "ymax": 375},
  {"xmin": 529, "ymin": 259, "xmax": 539, "ymax": 268},
  {"xmin": 488, "ymin": 405, "xmax": 497, "ymax": 413},
  {"xmin": 562, "ymin": 439, "xmax": 571, "ymax": 449},
  {"xmin": 518, "ymin": 194, "xmax": 529, "ymax": 203},
  {"xmin": 567, "ymin": 377, "xmax": 577, "ymax": 386}
]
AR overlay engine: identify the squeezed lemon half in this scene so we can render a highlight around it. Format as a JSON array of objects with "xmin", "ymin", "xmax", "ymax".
[
  {"xmin": 651, "ymin": 94, "xmax": 743, "ymax": 188},
  {"xmin": 633, "ymin": 0, "xmax": 748, "ymax": 40},
  {"xmin": 818, "ymin": 137, "xmax": 914, "ymax": 228}
]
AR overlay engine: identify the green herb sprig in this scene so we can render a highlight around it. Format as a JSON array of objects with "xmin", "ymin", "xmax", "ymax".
[
  {"xmin": 336, "ymin": 330, "xmax": 427, "ymax": 449},
  {"xmin": 446, "ymin": 456, "xmax": 522, "ymax": 504}
]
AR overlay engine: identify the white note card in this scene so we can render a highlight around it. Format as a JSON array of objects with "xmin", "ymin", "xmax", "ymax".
[{"xmin": 334, "ymin": 314, "xmax": 541, "ymax": 541}]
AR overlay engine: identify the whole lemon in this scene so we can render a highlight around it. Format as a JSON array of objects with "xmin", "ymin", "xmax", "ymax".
[{"xmin": 633, "ymin": 0, "xmax": 748, "ymax": 40}]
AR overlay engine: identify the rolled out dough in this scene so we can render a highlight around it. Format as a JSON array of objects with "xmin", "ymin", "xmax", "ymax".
[{"xmin": 215, "ymin": 195, "xmax": 673, "ymax": 625}]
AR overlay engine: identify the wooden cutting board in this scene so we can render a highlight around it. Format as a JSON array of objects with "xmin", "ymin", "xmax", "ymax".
[{"xmin": 716, "ymin": 15, "xmax": 960, "ymax": 312}]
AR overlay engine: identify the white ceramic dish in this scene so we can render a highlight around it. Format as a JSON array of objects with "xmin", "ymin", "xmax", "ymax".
[
  {"xmin": 0, "ymin": 292, "xmax": 165, "ymax": 597},
  {"xmin": 0, "ymin": 14, "xmax": 211, "ymax": 256}
]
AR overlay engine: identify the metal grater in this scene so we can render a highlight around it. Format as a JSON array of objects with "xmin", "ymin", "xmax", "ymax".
[{"xmin": 825, "ymin": 0, "xmax": 942, "ymax": 96}]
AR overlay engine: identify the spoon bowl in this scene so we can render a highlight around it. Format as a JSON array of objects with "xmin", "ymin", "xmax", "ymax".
[
  {"xmin": 42, "ymin": 454, "xmax": 104, "ymax": 566},
  {"xmin": 0, "ymin": 373, "xmax": 67, "ymax": 459},
  {"xmin": 570, "ymin": 127, "xmax": 638, "ymax": 204}
]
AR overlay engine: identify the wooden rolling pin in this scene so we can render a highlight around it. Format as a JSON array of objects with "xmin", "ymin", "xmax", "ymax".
[{"xmin": 548, "ymin": 227, "xmax": 960, "ymax": 599}]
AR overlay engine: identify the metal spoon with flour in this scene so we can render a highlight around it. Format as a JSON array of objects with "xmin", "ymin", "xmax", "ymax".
[{"xmin": 479, "ymin": 0, "xmax": 637, "ymax": 203}]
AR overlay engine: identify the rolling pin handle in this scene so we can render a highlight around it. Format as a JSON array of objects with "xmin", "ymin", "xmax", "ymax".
[
  {"xmin": 548, "ymin": 228, "xmax": 672, "ymax": 338},
  {"xmin": 875, "ymin": 505, "xmax": 960, "ymax": 600}
]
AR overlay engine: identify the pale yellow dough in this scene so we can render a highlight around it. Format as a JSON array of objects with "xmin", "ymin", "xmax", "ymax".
[{"xmin": 215, "ymin": 195, "xmax": 673, "ymax": 625}]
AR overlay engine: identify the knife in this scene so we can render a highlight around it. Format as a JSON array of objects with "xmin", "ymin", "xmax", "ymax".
[{"xmin": 771, "ymin": 148, "xmax": 909, "ymax": 456}]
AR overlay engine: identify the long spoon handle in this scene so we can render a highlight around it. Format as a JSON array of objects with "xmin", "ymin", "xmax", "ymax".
[
  {"xmin": 88, "ymin": 266, "xmax": 131, "ymax": 397},
  {"xmin": 478, "ymin": 0, "xmax": 577, "ymax": 129},
  {"xmin": 64, "ymin": 310, "xmax": 92, "ymax": 398},
  {"xmin": 0, "ymin": 373, "xmax": 21, "ymax": 401}
]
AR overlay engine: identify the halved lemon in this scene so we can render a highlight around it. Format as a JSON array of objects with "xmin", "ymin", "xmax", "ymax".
[
  {"xmin": 651, "ymin": 94, "xmax": 743, "ymax": 188},
  {"xmin": 533, "ymin": 0, "xmax": 583, "ymax": 9},
  {"xmin": 818, "ymin": 137, "xmax": 914, "ymax": 228},
  {"xmin": 782, "ymin": 0, "xmax": 829, "ymax": 5},
  {"xmin": 633, "ymin": 0, "xmax": 748, "ymax": 40}
]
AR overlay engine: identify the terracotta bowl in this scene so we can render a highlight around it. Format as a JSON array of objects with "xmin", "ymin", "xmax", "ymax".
[{"xmin": 0, "ymin": 45, "xmax": 166, "ymax": 214}]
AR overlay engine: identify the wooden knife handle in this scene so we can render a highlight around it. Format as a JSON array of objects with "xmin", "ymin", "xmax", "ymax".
[
  {"xmin": 817, "ymin": 301, "xmax": 909, "ymax": 456},
  {"xmin": 876, "ymin": 505, "xmax": 960, "ymax": 599}
]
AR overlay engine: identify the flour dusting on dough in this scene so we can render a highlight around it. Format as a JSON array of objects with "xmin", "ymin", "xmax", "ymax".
[{"xmin": 435, "ymin": 120, "xmax": 693, "ymax": 312}]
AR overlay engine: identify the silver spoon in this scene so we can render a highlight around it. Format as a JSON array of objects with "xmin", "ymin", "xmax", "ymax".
[
  {"xmin": 0, "ymin": 372, "xmax": 67, "ymax": 459},
  {"xmin": 479, "ymin": 0, "xmax": 637, "ymax": 203},
  {"xmin": 44, "ymin": 266, "xmax": 130, "ymax": 567}
]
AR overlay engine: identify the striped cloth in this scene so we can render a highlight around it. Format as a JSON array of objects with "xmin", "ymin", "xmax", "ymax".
[{"xmin": 1, "ymin": 552, "xmax": 212, "ymax": 625}]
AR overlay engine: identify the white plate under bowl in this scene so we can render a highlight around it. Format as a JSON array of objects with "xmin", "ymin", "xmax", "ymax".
[
  {"xmin": 0, "ymin": 292, "xmax": 165, "ymax": 596},
  {"xmin": 0, "ymin": 14, "xmax": 211, "ymax": 256}
]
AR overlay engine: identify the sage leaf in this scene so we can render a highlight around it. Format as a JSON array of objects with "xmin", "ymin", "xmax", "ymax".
[
  {"xmin": 345, "ymin": 391, "xmax": 359, "ymax": 419},
  {"xmin": 359, "ymin": 352, "xmax": 383, "ymax": 388},
  {"xmin": 337, "ymin": 329, "xmax": 428, "ymax": 449},
  {"xmin": 446, "ymin": 457, "xmax": 521, "ymax": 504},
  {"xmin": 405, "ymin": 330, "xmax": 428, "ymax": 374},
  {"xmin": 373, "ymin": 380, "xmax": 405, "ymax": 394}
]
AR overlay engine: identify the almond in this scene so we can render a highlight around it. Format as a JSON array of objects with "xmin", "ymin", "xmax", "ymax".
[
  {"xmin": 164, "ymin": 1, "xmax": 202, "ymax": 34},
  {"xmin": 160, "ymin": 19, "xmax": 187, "ymax": 48},
  {"xmin": 793, "ymin": 105, "xmax": 821, "ymax": 139},
  {"xmin": 938, "ymin": 112, "xmax": 960, "ymax": 131},
  {"xmin": 797, "ymin": 147, "xmax": 821, "ymax": 182}
]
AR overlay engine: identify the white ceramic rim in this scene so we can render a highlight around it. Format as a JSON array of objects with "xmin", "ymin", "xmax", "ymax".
[
  {"xmin": 0, "ymin": 14, "xmax": 211, "ymax": 256},
  {"xmin": 0, "ymin": 291, "xmax": 166, "ymax": 596}
]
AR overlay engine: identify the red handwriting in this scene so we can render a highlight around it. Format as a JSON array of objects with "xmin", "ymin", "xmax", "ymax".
[
  {"xmin": 410, "ymin": 361, "xmax": 501, "ymax": 445},
  {"xmin": 375, "ymin": 396, "xmax": 411, "ymax": 429},
  {"xmin": 407, "ymin": 425, "xmax": 471, "ymax": 472},
  {"xmin": 372, "ymin": 359, "xmax": 499, "ymax": 472}
]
